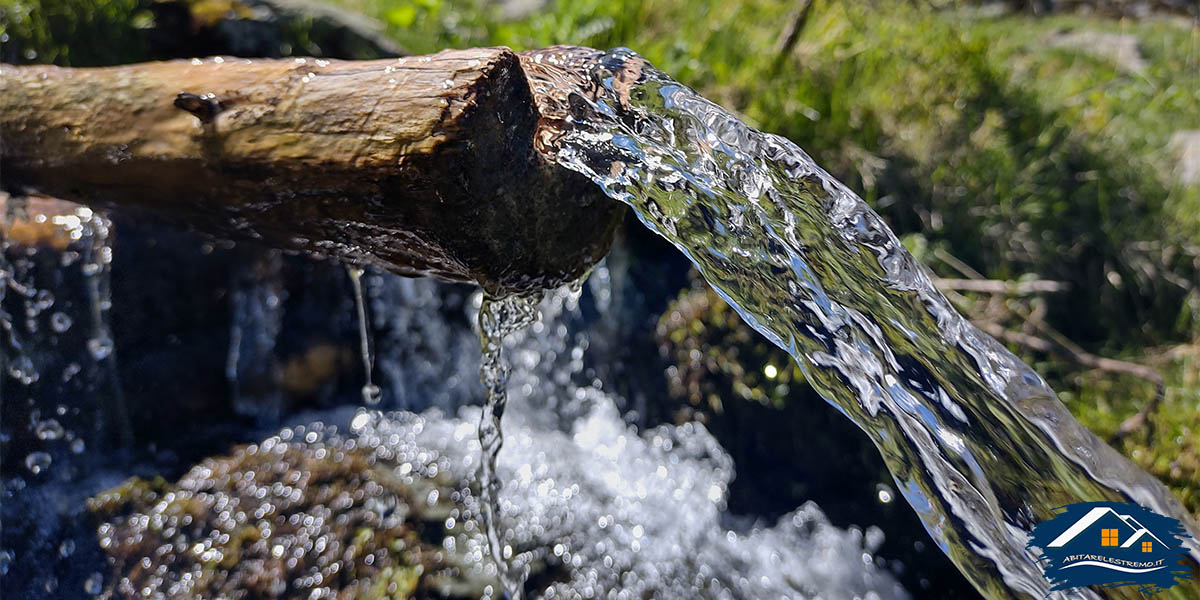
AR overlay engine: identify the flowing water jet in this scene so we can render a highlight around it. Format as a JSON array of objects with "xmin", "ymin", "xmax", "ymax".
[
  {"xmin": 476, "ymin": 294, "xmax": 543, "ymax": 600},
  {"xmin": 523, "ymin": 47, "xmax": 1200, "ymax": 599}
]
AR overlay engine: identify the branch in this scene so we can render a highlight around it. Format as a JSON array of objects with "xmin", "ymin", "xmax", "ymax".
[
  {"xmin": 0, "ymin": 47, "xmax": 625, "ymax": 294},
  {"xmin": 975, "ymin": 322, "xmax": 1165, "ymax": 442},
  {"xmin": 933, "ymin": 278, "xmax": 1069, "ymax": 295},
  {"xmin": 933, "ymin": 248, "xmax": 1164, "ymax": 441}
]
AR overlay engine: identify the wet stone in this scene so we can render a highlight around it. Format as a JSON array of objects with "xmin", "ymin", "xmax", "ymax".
[{"xmin": 87, "ymin": 424, "xmax": 491, "ymax": 600}]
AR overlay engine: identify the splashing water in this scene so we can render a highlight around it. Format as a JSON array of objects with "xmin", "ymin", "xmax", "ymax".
[
  {"xmin": 476, "ymin": 294, "xmax": 542, "ymax": 600},
  {"xmin": 524, "ymin": 47, "xmax": 1200, "ymax": 599},
  {"xmin": 84, "ymin": 284, "xmax": 909, "ymax": 600},
  {"xmin": 348, "ymin": 266, "xmax": 382, "ymax": 405}
]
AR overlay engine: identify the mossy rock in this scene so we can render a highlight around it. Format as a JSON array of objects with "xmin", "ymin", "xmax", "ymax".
[{"xmin": 87, "ymin": 427, "xmax": 479, "ymax": 599}]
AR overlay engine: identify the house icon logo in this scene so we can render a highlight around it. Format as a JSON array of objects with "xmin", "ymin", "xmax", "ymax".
[{"xmin": 1027, "ymin": 501, "xmax": 1194, "ymax": 595}]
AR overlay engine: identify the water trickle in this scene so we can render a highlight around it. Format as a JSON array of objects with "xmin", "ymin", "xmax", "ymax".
[
  {"xmin": 476, "ymin": 293, "xmax": 541, "ymax": 600},
  {"xmin": 79, "ymin": 209, "xmax": 131, "ymax": 444},
  {"xmin": 529, "ymin": 47, "xmax": 1200, "ymax": 599},
  {"xmin": 347, "ymin": 266, "xmax": 382, "ymax": 405}
]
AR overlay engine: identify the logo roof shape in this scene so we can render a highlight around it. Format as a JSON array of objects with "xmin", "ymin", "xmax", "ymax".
[{"xmin": 1047, "ymin": 506, "xmax": 1167, "ymax": 548}]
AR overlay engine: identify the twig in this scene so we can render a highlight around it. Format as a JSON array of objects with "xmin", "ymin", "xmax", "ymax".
[
  {"xmin": 934, "ymin": 278, "xmax": 1069, "ymax": 295},
  {"xmin": 934, "ymin": 247, "xmax": 985, "ymax": 280},
  {"xmin": 774, "ymin": 0, "xmax": 815, "ymax": 61},
  {"xmin": 976, "ymin": 322, "xmax": 1165, "ymax": 443},
  {"xmin": 933, "ymin": 248, "xmax": 1163, "ymax": 441}
]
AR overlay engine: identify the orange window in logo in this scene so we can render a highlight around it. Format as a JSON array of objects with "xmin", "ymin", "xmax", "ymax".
[
  {"xmin": 1142, "ymin": 541, "xmax": 1153, "ymax": 553},
  {"xmin": 1101, "ymin": 529, "xmax": 1119, "ymax": 546}
]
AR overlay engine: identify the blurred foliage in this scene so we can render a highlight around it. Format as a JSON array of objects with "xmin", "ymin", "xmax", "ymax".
[
  {"xmin": 0, "ymin": 0, "xmax": 150, "ymax": 65},
  {"xmin": 0, "ymin": 0, "xmax": 401, "ymax": 65},
  {"xmin": 1059, "ymin": 345, "xmax": 1200, "ymax": 515}
]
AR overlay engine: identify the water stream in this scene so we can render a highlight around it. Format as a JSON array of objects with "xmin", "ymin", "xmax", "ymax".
[
  {"xmin": 524, "ymin": 47, "xmax": 1200, "ymax": 599},
  {"xmin": 476, "ymin": 294, "xmax": 542, "ymax": 600}
]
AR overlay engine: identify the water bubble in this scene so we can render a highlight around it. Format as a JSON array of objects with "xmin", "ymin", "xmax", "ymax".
[
  {"xmin": 877, "ymin": 484, "xmax": 894, "ymax": 504},
  {"xmin": 87, "ymin": 336, "xmax": 114, "ymax": 360},
  {"xmin": 33, "ymin": 289, "xmax": 55, "ymax": 312},
  {"xmin": 26, "ymin": 452, "xmax": 52, "ymax": 475},
  {"xmin": 71, "ymin": 439, "xmax": 86, "ymax": 454},
  {"xmin": 50, "ymin": 312, "xmax": 73, "ymax": 332},
  {"xmin": 350, "ymin": 411, "xmax": 371, "ymax": 432},
  {"xmin": 7, "ymin": 355, "xmax": 39, "ymax": 385},
  {"xmin": 59, "ymin": 539, "xmax": 75, "ymax": 557},
  {"xmin": 84, "ymin": 572, "xmax": 103, "ymax": 595},
  {"xmin": 0, "ymin": 550, "xmax": 12, "ymax": 575},
  {"xmin": 36, "ymin": 419, "xmax": 64, "ymax": 440},
  {"xmin": 62, "ymin": 362, "xmax": 82, "ymax": 382}
]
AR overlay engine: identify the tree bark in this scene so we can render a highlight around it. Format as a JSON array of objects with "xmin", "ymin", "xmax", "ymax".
[{"xmin": 0, "ymin": 47, "xmax": 624, "ymax": 294}]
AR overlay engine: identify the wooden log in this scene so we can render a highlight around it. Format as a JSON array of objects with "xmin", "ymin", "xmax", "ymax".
[{"xmin": 0, "ymin": 47, "xmax": 625, "ymax": 294}]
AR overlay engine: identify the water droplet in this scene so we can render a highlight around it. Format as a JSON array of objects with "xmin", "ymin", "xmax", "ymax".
[
  {"xmin": 877, "ymin": 484, "xmax": 894, "ymax": 504},
  {"xmin": 36, "ymin": 419, "xmax": 64, "ymax": 440},
  {"xmin": 26, "ymin": 452, "xmax": 51, "ymax": 475},
  {"xmin": 350, "ymin": 411, "xmax": 371, "ymax": 431},
  {"xmin": 7, "ymin": 356, "xmax": 39, "ymax": 385},
  {"xmin": 361, "ymin": 383, "xmax": 382, "ymax": 405},
  {"xmin": 62, "ymin": 362, "xmax": 82, "ymax": 382},
  {"xmin": 50, "ymin": 312, "xmax": 72, "ymax": 332},
  {"xmin": 71, "ymin": 439, "xmax": 86, "ymax": 454},
  {"xmin": 87, "ymin": 336, "xmax": 114, "ymax": 360},
  {"xmin": 58, "ymin": 539, "xmax": 75, "ymax": 557},
  {"xmin": 84, "ymin": 572, "xmax": 103, "ymax": 595}
]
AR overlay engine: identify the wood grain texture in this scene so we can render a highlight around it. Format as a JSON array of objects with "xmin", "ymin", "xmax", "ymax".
[{"xmin": 1, "ymin": 47, "xmax": 624, "ymax": 293}]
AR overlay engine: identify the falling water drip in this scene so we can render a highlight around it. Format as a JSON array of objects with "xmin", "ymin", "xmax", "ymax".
[
  {"xmin": 347, "ymin": 265, "xmax": 382, "ymax": 405},
  {"xmin": 80, "ymin": 208, "xmax": 132, "ymax": 446},
  {"xmin": 476, "ymin": 293, "xmax": 541, "ymax": 600},
  {"xmin": 226, "ymin": 250, "xmax": 286, "ymax": 422}
]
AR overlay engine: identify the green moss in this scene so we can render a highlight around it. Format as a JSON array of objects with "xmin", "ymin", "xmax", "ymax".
[
  {"xmin": 362, "ymin": 565, "xmax": 423, "ymax": 599},
  {"xmin": 87, "ymin": 440, "xmax": 466, "ymax": 599}
]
